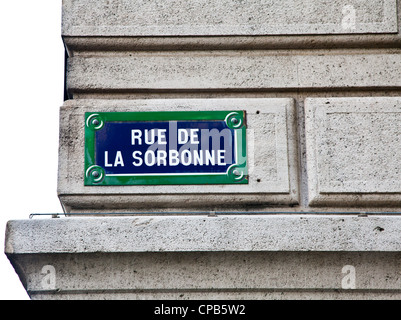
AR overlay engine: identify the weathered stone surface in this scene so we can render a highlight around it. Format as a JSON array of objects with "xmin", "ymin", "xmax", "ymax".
[
  {"xmin": 27, "ymin": 290, "xmax": 401, "ymax": 300},
  {"xmin": 62, "ymin": 0, "xmax": 398, "ymax": 36},
  {"xmin": 9, "ymin": 251, "xmax": 401, "ymax": 300},
  {"xmin": 5, "ymin": 215, "xmax": 401, "ymax": 254},
  {"xmin": 66, "ymin": 53, "xmax": 401, "ymax": 94},
  {"xmin": 305, "ymin": 97, "xmax": 401, "ymax": 206},
  {"xmin": 57, "ymin": 98, "xmax": 298, "ymax": 212},
  {"xmin": 6, "ymin": 215, "xmax": 401, "ymax": 299}
]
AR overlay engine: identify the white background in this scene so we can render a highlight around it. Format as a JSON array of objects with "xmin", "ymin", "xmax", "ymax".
[{"xmin": 0, "ymin": 0, "xmax": 64, "ymax": 299}]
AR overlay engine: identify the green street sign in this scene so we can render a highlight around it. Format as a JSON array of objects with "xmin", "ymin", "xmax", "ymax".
[{"xmin": 85, "ymin": 111, "xmax": 248, "ymax": 185}]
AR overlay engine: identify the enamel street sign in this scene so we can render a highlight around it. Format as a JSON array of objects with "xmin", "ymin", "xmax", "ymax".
[{"xmin": 84, "ymin": 111, "xmax": 248, "ymax": 185}]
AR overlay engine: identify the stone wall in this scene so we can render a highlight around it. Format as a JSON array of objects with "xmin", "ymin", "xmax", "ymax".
[{"xmin": 5, "ymin": 0, "xmax": 401, "ymax": 299}]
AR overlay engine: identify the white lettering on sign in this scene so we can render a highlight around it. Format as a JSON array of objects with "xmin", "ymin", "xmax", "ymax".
[
  {"xmin": 131, "ymin": 129, "xmax": 168, "ymax": 145},
  {"xmin": 104, "ymin": 151, "xmax": 125, "ymax": 167},
  {"xmin": 132, "ymin": 150, "xmax": 143, "ymax": 167},
  {"xmin": 131, "ymin": 149, "xmax": 227, "ymax": 167},
  {"xmin": 104, "ymin": 125, "xmax": 234, "ymax": 168},
  {"xmin": 177, "ymin": 128, "xmax": 200, "ymax": 144}
]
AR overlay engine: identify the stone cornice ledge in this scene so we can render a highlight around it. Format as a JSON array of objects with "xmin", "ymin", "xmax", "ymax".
[{"xmin": 5, "ymin": 215, "xmax": 401, "ymax": 254}]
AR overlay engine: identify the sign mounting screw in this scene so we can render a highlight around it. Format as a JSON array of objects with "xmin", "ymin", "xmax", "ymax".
[{"xmin": 233, "ymin": 169, "xmax": 241, "ymax": 176}]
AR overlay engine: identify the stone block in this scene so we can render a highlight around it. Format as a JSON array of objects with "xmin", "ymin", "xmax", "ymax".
[
  {"xmin": 57, "ymin": 98, "xmax": 298, "ymax": 212},
  {"xmin": 6, "ymin": 215, "xmax": 401, "ymax": 254},
  {"xmin": 8, "ymin": 251, "xmax": 401, "ymax": 299},
  {"xmin": 6, "ymin": 216, "xmax": 401, "ymax": 299},
  {"xmin": 305, "ymin": 97, "xmax": 401, "ymax": 206},
  {"xmin": 66, "ymin": 53, "xmax": 401, "ymax": 95},
  {"xmin": 62, "ymin": 0, "xmax": 398, "ymax": 36}
]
